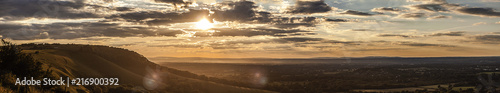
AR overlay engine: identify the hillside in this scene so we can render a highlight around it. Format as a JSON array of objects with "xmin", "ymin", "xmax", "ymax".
[{"xmin": 1, "ymin": 43, "xmax": 274, "ymax": 93}]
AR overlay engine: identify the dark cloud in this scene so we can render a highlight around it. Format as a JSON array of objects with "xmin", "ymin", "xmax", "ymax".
[
  {"xmin": 211, "ymin": 1, "xmax": 256, "ymax": 21},
  {"xmin": 1, "ymin": 16, "xmax": 316, "ymax": 40},
  {"xmin": 340, "ymin": 10, "xmax": 374, "ymax": 16},
  {"xmin": 378, "ymin": 32, "xmax": 464, "ymax": 38},
  {"xmin": 0, "ymin": 22, "xmax": 184, "ymax": 40},
  {"xmin": 399, "ymin": 42, "xmax": 456, "ymax": 47},
  {"xmin": 0, "ymin": 0, "xmax": 100, "ymax": 20},
  {"xmin": 428, "ymin": 31, "xmax": 465, "ymax": 36},
  {"xmin": 110, "ymin": 1, "xmax": 322, "ymax": 27},
  {"xmin": 378, "ymin": 34, "xmax": 413, "ymax": 38},
  {"xmin": 412, "ymin": 4, "xmax": 448, "ymax": 12},
  {"xmin": 278, "ymin": 37, "xmax": 324, "ymax": 42},
  {"xmin": 273, "ymin": 23, "xmax": 314, "ymax": 29},
  {"xmin": 371, "ymin": 7, "xmax": 402, "ymax": 12},
  {"xmin": 474, "ymin": 35, "xmax": 500, "ymax": 44},
  {"xmin": 410, "ymin": 0, "xmax": 448, "ymax": 4},
  {"xmin": 108, "ymin": 9, "xmax": 209, "ymax": 23},
  {"xmin": 397, "ymin": 13, "xmax": 426, "ymax": 18},
  {"xmin": 287, "ymin": 0, "xmax": 332, "ymax": 14},
  {"xmin": 409, "ymin": 0, "xmax": 499, "ymax": 18},
  {"xmin": 254, "ymin": 12, "xmax": 272, "ymax": 23},
  {"xmin": 115, "ymin": 7, "xmax": 133, "ymax": 11},
  {"xmin": 456, "ymin": 7, "xmax": 500, "ymax": 17},
  {"xmin": 154, "ymin": 0, "xmax": 189, "ymax": 6},
  {"xmin": 322, "ymin": 40, "xmax": 356, "ymax": 44},
  {"xmin": 409, "ymin": 0, "xmax": 500, "ymax": 18},
  {"xmin": 325, "ymin": 18, "xmax": 348, "ymax": 22},
  {"xmin": 0, "ymin": 24, "xmax": 24, "ymax": 30}
]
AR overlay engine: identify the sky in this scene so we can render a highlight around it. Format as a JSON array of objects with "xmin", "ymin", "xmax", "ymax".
[{"xmin": 1, "ymin": 0, "xmax": 500, "ymax": 58}]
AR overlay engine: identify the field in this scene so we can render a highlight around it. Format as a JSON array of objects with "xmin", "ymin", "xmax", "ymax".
[{"xmin": 157, "ymin": 57, "xmax": 500, "ymax": 92}]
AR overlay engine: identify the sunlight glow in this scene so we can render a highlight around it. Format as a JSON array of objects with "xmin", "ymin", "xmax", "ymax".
[{"xmin": 195, "ymin": 18, "xmax": 214, "ymax": 30}]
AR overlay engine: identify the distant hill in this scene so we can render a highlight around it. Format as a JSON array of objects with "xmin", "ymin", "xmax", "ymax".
[
  {"xmin": 0, "ymin": 43, "xmax": 274, "ymax": 93},
  {"xmin": 150, "ymin": 56, "xmax": 500, "ymax": 64}
]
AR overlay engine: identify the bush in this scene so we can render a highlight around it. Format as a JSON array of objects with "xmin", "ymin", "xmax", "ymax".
[{"xmin": 0, "ymin": 39, "xmax": 54, "ymax": 92}]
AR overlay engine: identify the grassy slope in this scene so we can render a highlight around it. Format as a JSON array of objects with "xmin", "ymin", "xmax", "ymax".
[{"xmin": 17, "ymin": 44, "xmax": 273, "ymax": 93}]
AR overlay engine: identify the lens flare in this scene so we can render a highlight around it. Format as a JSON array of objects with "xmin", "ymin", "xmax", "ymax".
[{"xmin": 195, "ymin": 18, "xmax": 214, "ymax": 30}]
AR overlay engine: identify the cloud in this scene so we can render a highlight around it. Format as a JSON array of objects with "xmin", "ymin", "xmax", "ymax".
[
  {"xmin": 194, "ymin": 28, "xmax": 312, "ymax": 37},
  {"xmin": 409, "ymin": 0, "xmax": 500, "ymax": 18},
  {"xmin": 154, "ymin": 0, "xmax": 190, "ymax": 6},
  {"xmin": 267, "ymin": 17, "xmax": 318, "ymax": 28},
  {"xmin": 273, "ymin": 23, "xmax": 315, "ymax": 29},
  {"xmin": 149, "ymin": 37, "xmax": 332, "ymax": 50},
  {"xmin": 325, "ymin": 18, "xmax": 348, "ymax": 22},
  {"xmin": 474, "ymin": 35, "xmax": 500, "ymax": 44},
  {"xmin": 371, "ymin": 7, "xmax": 402, "ymax": 13},
  {"xmin": 0, "ymin": 0, "xmax": 101, "ymax": 20},
  {"xmin": 408, "ymin": 0, "xmax": 500, "ymax": 18},
  {"xmin": 321, "ymin": 40, "xmax": 356, "ymax": 44},
  {"xmin": 0, "ymin": 22, "xmax": 184, "ymax": 40},
  {"xmin": 427, "ymin": 15, "xmax": 452, "ymax": 19},
  {"xmin": 456, "ymin": 7, "xmax": 500, "ymax": 17},
  {"xmin": 148, "ymin": 44, "xmax": 203, "ymax": 48},
  {"xmin": 211, "ymin": 1, "xmax": 257, "ymax": 21},
  {"xmin": 287, "ymin": 0, "xmax": 332, "ymax": 14},
  {"xmin": 340, "ymin": 10, "xmax": 374, "ymax": 16},
  {"xmin": 217, "ymin": 38, "xmax": 349, "ymax": 47},
  {"xmin": 115, "ymin": 7, "xmax": 133, "ymax": 11},
  {"xmin": 108, "ymin": 9, "xmax": 209, "ymax": 23},
  {"xmin": 473, "ymin": 22, "xmax": 487, "ymax": 26},
  {"xmin": 1, "ymin": 19, "xmax": 316, "ymax": 40},
  {"xmin": 397, "ymin": 13, "xmax": 426, "ymax": 19},
  {"xmin": 278, "ymin": 37, "xmax": 324, "ymax": 42},
  {"xmin": 0, "ymin": 24, "xmax": 24, "ymax": 30},
  {"xmin": 411, "ymin": 4, "xmax": 449, "ymax": 12},
  {"xmin": 482, "ymin": 0, "xmax": 500, "ymax": 2},
  {"xmin": 409, "ymin": 0, "xmax": 448, "ymax": 3},
  {"xmin": 399, "ymin": 42, "xmax": 456, "ymax": 47},
  {"xmin": 428, "ymin": 31, "xmax": 465, "ymax": 36},
  {"xmin": 378, "ymin": 34, "xmax": 414, "ymax": 38},
  {"xmin": 378, "ymin": 31, "xmax": 465, "ymax": 39},
  {"xmin": 350, "ymin": 29, "xmax": 373, "ymax": 31}
]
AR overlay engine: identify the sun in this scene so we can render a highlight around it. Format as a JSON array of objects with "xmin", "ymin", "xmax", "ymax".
[{"xmin": 195, "ymin": 18, "xmax": 214, "ymax": 30}]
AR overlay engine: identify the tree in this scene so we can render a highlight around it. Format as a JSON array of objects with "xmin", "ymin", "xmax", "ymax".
[
  {"xmin": 0, "ymin": 39, "xmax": 45, "ymax": 77},
  {"xmin": 0, "ymin": 39, "xmax": 54, "ymax": 92}
]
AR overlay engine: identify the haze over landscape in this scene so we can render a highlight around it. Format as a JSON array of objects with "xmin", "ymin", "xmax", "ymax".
[{"xmin": 1, "ymin": 0, "xmax": 499, "ymax": 58}]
